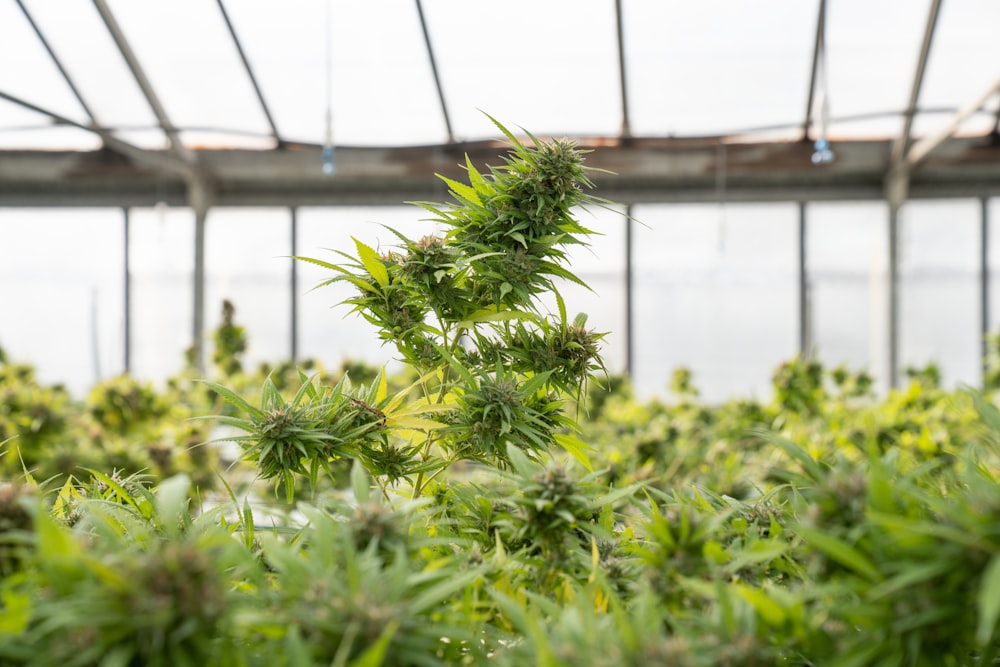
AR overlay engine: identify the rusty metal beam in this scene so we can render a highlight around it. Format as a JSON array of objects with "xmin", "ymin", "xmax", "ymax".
[{"xmin": 2, "ymin": 134, "xmax": 1000, "ymax": 208}]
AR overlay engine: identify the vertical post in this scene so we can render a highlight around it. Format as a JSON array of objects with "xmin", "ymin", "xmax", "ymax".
[
  {"xmin": 290, "ymin": 206, "xmax": 299, "ymax": 362},
  {"xmin": 193, "ymin": 208, "xmax": 207, "ymax": 372},
  {"xmin": 982, "ymin": 197, "xmax": 991, "ymax": 387},
  {"xmin": 798, "ymin": 202, "xmax": 810, "ymax": 358},
  {"xmin": 888, "ymin": 202, "xmax": 901, "ymax": 389},
  {"xmin": 624, "ymin": 205, "xmax": 634, "ymax": 379},
  {"xmin": 123, "ymin": 207, "xmax": 131, "ymax": 373}
]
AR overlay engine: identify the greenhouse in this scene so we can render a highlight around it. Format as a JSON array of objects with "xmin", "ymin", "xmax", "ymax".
[{"xmin": 3, "ymin": 1, "xmax": 1000, "ymax": 666}]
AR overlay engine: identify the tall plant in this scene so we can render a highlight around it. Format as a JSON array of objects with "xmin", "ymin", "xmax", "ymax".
[{"xmin": 206, "ymin": 117, "xmax": 609, "ymax": 499}]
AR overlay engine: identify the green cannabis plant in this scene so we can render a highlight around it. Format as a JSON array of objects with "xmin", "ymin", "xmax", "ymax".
[{"xmin": 209, "ymin": 116, "xmax": 609, "ymax": 498}]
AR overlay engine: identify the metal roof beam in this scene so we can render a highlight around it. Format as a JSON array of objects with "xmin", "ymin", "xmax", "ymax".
[
  {"xmin": 802, "ymin": 0, "xmax": 827, "ymax": 141},
  {"xmin": 0, "ymin": 90, "xmax": 190, "ymax": 178},
  {"xmin": 91, "ymin": 0, "xmax": 194, "ymax": 165},
  {"xmin": 615, "ymin": 0, "xmax": 631, "ymax": 139},
  {"xmin": 891, "ymin": 0, "xmax": 942, "ymax": 165},
  {"xmin": 414, "ymin": 0, "xmax": 454, "ymax": 144},
  {"xmin": 215, "ymin": 0, "xmax": 283, "ymax": 147},
  {"xmin": 908, "ymin": 75, "xmax": 1000, "ymax": 165},
  {"xmin": 3, "ymin": 135, "xmax": 1000, "ymax": 208}
]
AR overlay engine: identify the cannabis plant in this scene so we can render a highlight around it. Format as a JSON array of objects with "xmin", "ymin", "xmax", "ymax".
[{"xmin": 210, "ymin": 116, "xmax": 609, "ymax": 497}]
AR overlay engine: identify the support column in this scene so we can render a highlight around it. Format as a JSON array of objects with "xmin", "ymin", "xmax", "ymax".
[
  {"xmin": 193, "ymin": 209, "xmax": 207, "ymax": 371},
  {"xmin": 888, "ymin": 201, "xmax": 901, "ymax": 390},
  {"xmin": 624, "ymin": 205, "xmax": 634, "ymax": 380},
  {"xmin": 798, "ymin": 202, "xmax": 810, "ymax": 358},
  {"xmin": 123, "ymin": 207, "xmax": 131, "ymax": 373},
  {"xmin": 291, "ymin": 206, "xmax": 299, "ymax": 362},
  {"xmin": 982, "ymin": 197, "xmax": 991, "ymax": 386}
]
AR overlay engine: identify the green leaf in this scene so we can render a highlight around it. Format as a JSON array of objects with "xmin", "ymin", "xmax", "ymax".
[
  {"xmin": 553, "ymin": 432, "xmax": 593, "ymax": 471},
  {"xmin": 977, "ymin": 553, "xmax": 1000, "ymax": 645},
  {"xmin": 796, "ymin": 526, "xmax": 881, "ymax": 583},
  {"xmin": 197, "ymin": 380, "xmax": 263, "ymax": 419},
  {"xmin": 0, "ymin": 588, "xmax": 31, "ymax": 635},
  {"xmin": 351, "ymin": 459, "xmax": 371, "ymax": 504},
  {"xmin": 457, "ymin": 308, "xmax": 537, "ymax": 328},
  {"xmin": 436, "ymin": 174, "xmax": 482, "ymax": 205},
  {"xmin": 734, "ymin": 583, "xmax": 786, "ymax": 626},
  {"xmin": 353, "ymin": 237, "xmax": 390, "ymax": 288},
  {"xmin": 350, "ymin": 620, "xmax": 399, "ymax": 667},
  {"xmin": 155, "ymin": 474, "xmax": 191, "ymax": 537}
]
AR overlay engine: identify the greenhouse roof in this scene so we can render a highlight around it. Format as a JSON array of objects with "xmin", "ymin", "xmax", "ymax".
[{"xmin": 1, "ymin": 0, "xmax": 999, "ymax": 207}]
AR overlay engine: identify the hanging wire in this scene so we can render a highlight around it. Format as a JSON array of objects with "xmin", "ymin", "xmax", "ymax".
[
  {"xmin": 322, "ymin": 0, "xmax": 335, "ymax": 175},
  {"xmin": 811, "ymin": 7, "xmax": 835, "ymax": 165}
]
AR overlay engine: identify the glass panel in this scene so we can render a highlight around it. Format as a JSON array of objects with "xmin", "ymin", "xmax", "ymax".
[
  {"xmin": 16, "ymin": 0, "xmax": 164, "ymax": 148},
  {"xmin": 297, "ymin": 207, "xmax": 438, "ymax": 373},
  {"xmin": 626, "ymin": 0, "xmax": 814, "ymax": 138},
  {"xmin": 0, "ymin": 208, "xmax": 124, "ymax": 396},
  {"xmin": 806, "ymin": 201, "xmax": 888, "ymax": 390},
  {"xmin": 128, "ymin": 205, "xmax": 195, "ymax": 384},
  {"xmin": 898, "ymin": 199, "xmax": 980, "ymax": 387},
  {"xmin": 826, "ymin": 0, "xmax": 934, "ymax": 139},
  {"xmin": 423, "ymin": 0, "xmax": 620, "ymax": 140},
  {"xmin": 204, "ymin": 208, "xmax": 291, "ymax": 373},
  {"xmin": 224, "ymin": 0, "xmax": 443, "ymax": 146},
  {"xmin": 104, "ymin": 0, "xmax": 271, "ymax": 148},
  {"xmin": 631, "ymin": 203, "xmax": 799, "ymax": 403},
  {"xmin": 205, "ymin": 208, "xmax": 292, "ymax": 371}
]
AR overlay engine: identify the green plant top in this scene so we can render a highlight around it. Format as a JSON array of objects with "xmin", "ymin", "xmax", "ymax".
[{"xmin": 204, "ymin": 116, "xmax": 609, "ymax": 500}]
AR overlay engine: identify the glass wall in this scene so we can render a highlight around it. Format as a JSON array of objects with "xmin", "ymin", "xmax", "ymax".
[
  {"xmin": 806, "ymin": 201, "xmax": 888, "ymax": 390},
  {"xmin": 205, "ymin": 208, "xmax": 292, "ymax": 373},
  {"xmin": 128, "ymin": 206, "xmax": 194, "ymax": 384},
  {"xmin": 631, "ymin": 203, "xmax": 799, "ymax": 403},
  {"xmin": 0, "ymin": 208, "xmax": 125, "ymax": 395},
  {"xmin": 1, "ymin": 197, "xmax": 996, "ymax": 400},
  {"xmin": 898, "ymin": 199, "xmax": 980, "ymax": 387}
]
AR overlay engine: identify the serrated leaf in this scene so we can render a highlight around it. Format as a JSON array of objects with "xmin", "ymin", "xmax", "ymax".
[
  {"xmin": 437, "ymin": 174, "xmax": 482, "ymax": 205},
  {"xmin": 457, "ymin": 308, "xmax": 537, "ymax": 328},
  {"xmin": 353, "ymin": 237, "xmax": 390, "ymax": 288},
  {"xmin": 197, "ymin": 380, "xmax": 263, "ymax": 419},
  {"xmin": 385, "ymin": 415, "xmax": 445, "ymax": 431}
]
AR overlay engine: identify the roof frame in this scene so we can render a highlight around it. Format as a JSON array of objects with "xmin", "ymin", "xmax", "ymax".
[
  {"xmin": 15, "ymin": 0, "xmax": 104, "ymax": 143},
  {"xmin": 91, "ymin": 0, "xmax": 193, "ymax": 166},
  {"xmin": 215, "ymin": 0, "xmax": 283, "ymax": 147},
  {"xmin": 615, "ymin": 0, "xmax": 631, "ymax": 139},
  {"xmin": 414, "ymin": 0, "xmax": 454, "ymax": 144},
  {"xmin": 802, "ymin": 0, "xmax": 826, "ymax": 141}
]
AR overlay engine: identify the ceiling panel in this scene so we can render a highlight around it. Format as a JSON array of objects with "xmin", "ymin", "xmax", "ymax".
[
  {"xmin": 14, "ymin": 0, "xmax": 165, "ymax": 147},
  {"xmin": 225, "ymin": 0, "xmax": 444, "ymax": 147},
  {"xmin": 102, "ymin": 0, "xmax": 271, "ymax": 148},
  {"xmin": 912, "ymin": 0, "xmax": 1000, "ymax": 139},
  {"xmin": 422, "ymin": 0, "xmax": 621, "ymax": 141},
  {"xmin": 825, "ymin": 0, "xmax": 934, "ymax": 139},
  {"xmin": 625, "ymin": 0, "xmax": 815, "ymax": 138}
]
